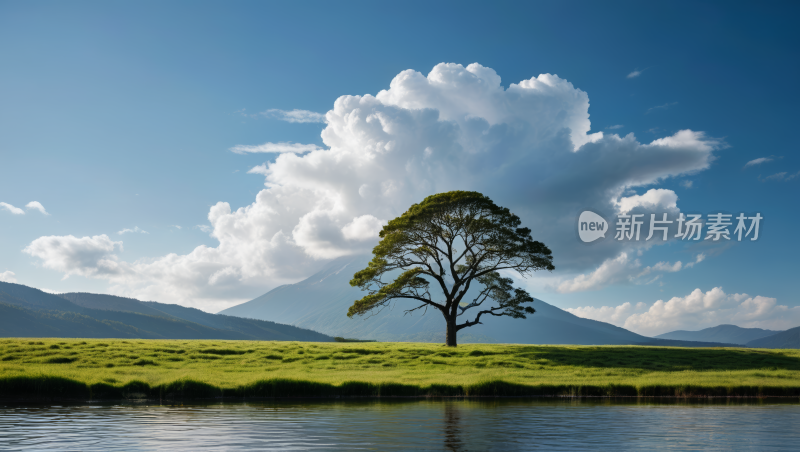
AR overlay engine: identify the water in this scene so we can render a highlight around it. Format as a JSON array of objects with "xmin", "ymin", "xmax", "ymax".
[{"xmin": 1, "ymin": 399, "xmax": 799, "ymax": 451}]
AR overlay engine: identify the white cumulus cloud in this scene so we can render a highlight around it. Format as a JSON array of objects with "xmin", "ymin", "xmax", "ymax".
[
  {"xmin": 567, "ymin": 301, "xmax": 648, "ymax": 324},
  {"xmin": 24, "ymin": 63, "xmax": 724, "ymax": 310},
  {"xmin": 23, "ymin": 235, "xmax": 125, "ymax": 279},
  {"xmin": 637, "ymin": 260, "xmax": 683, "ymax": 277},
  {"xmin": 25, "ymin": 201, "xmax": 49, "ymax": 215},
  {"xmin": 556, "ymin": 252, "xmax": 637, "ymax": 293},
  {"xmin": 616, "ymin": 188, "xmax": 679, "ymax": 215},
  {"xmin": 557, "ymin": 252, "xmax": 705, "ymax": 293},
  {"xmin": 568, "ymin": 287, "xmax": 800, "ymax": 336},
  {"xmin": 118, "ymin": 226, "xmax": 148, "ymax": 235},
  {"xmin": 341, "ymin": 215, "xmax": 386, "ymax": 242},
  {"xmin": 0, "ymin": 202, "xmax": 25, "ymax": 215},
  {"xmin": 1, "ymin": 201, "xmax": 50, "ymax": 215},
  {"xmin": 0, "ymin": 271, "xmax": 17, "ymax": 283}
]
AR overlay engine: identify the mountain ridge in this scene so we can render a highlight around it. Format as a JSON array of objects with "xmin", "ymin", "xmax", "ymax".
[
  {"xmin": 746, "ymin": 327, "xmax": 800, "ymax": 348},
  {"xmin": 0, "ymin": 282, "xmax": 332, "ymax": 341},
  {"xmin": 221, "ymin": 256, "xmax": 738, "ymax": 347},
  {"xmin": 656, "ymin": 324, "xmax": 780, "ymax": 345}
]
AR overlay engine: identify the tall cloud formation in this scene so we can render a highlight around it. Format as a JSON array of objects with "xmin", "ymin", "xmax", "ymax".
[
  {"xmin": 567, "ymin": 287, "xmax": 800, "ymax": 336},
  {"xmin": 24, "ymin": 63, "xmax": 722, "ymax": 310}
]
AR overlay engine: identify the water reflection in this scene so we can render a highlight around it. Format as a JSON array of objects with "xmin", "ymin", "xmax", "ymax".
[
  {"xmin": 443, "ymin": 402, "xmax": 464, "ymax": 451},
  {"xmin": 1, "ymin": 398, "xmax": 799, "ymax": 451}
]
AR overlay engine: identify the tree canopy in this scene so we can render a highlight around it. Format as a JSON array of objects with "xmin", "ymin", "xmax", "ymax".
[{"xmin": 348, "ymin": 191, "xmax": 554, "ymax": 346}]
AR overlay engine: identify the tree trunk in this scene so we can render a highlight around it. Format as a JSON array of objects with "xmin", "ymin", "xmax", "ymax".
[{"xmin": 445, "ymin": 317, "xmax": 458, "ymax": 347}]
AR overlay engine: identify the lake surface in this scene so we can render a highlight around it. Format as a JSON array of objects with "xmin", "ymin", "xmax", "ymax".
[{"xmin": 1, "ymin": 399, "xmax": 799, "ymax": 451}]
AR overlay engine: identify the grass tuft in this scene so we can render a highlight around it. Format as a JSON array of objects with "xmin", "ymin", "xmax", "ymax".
[
  {"xmin": 132, "ymin": 359, "xmax": 158, "ymax": 366},
  {"xmin": 199, "ymin": 349, "xmax": 247, "ymax": 355},
  {"xmin": 46, "ymin": 357, "xmax": 78, "ymax": 364}
]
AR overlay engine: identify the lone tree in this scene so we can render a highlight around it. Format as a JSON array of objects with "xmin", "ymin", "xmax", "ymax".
[{"xmin": 348, "ymin": 191, "xmax": 554, "ymax": 347}]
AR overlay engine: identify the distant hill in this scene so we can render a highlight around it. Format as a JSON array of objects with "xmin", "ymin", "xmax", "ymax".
[
  {"xmin": 0, "ymin": 282, "xmax": 332, "ymax": 342},
  {"xmin": 656, "ymin": 324, "xmax": 780, "ymax": 345},
  {"xmin": 0, "ymin": 302, "xmax": 142, "ymax": 338},
  {"xmin": 220, "ymin": 256, "xmax": 736, "ymax": 347},
  {"xmin": 0, "ymin": 282, "xmax": 83, "ymax": 312},
  {"xmin": 746, "ymin": 327, "xmax": 800, "ymax": 349},
  {"xmin": 60, "ymin": 292, "xmax": 331, "ymax": 342}
]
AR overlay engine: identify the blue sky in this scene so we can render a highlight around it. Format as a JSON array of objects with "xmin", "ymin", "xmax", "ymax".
[{"xmin": 1, "ymin": 1, "xmax": 798, "ymax": 335}]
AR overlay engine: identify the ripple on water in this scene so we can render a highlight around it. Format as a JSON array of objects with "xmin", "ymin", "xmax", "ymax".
[{"xmin": 1, "ymin": 399, "xmax": 800, "ymax": 451}]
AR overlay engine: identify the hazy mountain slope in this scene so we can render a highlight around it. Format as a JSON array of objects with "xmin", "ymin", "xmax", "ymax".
[
  {"xmin": 71, "ymin": 308, "xmax": 245, "ymax": 339},
  {"xmin": 144, "ymin": 302, "xmax": 332, "ymax": 342},
  {"xmin": 60, "ymin": 292, "xmax": 332, "ymax": 342},
  {"xmin": 0, "ymin": 283, "xmax": 244, "ymax": 339},
  {"xmin": 221, "ymin": 256, "xmax": 495, "ymax": 342},
  {"xmin": 0, "ymin": 282, "xmax": 332, "ymax": 341},
  {"xmin": 0, "ymin": 282, "xmax": 83, "ymax": 312},
  {"xmin": 0, "ymin": 302, "xmax": 143, "ymax": 338},
  {"xmin": 220, "ymin": 256, "xmax": 733, "ymax": 346},
  {"xmin": 746, "ymin": 327, "xmax": 800, "ymax": 349},
  {"xmin": 656, "ymin": 325, "xmax": 779, "ymax": 345},
  {"xmin": 59, "ymin": 292, "xmax": 184, "ymax": 320}
]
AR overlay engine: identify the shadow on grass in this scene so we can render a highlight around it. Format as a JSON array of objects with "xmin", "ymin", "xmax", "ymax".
[{"xmin": 525, "ymin": 347, "xmax": 800, "ymax": 371}]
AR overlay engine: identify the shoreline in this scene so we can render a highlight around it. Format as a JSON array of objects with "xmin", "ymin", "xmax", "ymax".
[
  {"xmin": 4, "ymin": 375, "xmax": 800, "ymax": 401},
  {"xmin": 4, "ymin": 395, "xmax": 800, "ymax": 404}
]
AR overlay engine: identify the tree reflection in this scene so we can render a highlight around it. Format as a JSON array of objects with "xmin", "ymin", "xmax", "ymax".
[{"xmin": 443, "ymin": 402, "xmax": 464, "ymax": 451}]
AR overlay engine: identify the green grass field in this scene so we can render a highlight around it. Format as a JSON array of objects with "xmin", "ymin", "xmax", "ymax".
[{"xmin": 2, "ymin": 338, "xmax": 800, "ymax": 399}]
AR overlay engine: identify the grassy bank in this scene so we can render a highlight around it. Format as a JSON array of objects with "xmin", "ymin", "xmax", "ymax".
[{"xmin": 1, "ymin": 338, "xmax": 800, "ymax": 399}]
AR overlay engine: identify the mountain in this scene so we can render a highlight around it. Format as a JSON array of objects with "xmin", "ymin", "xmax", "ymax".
[
  {"xmin": 746, "ymin": 327, "xmax": 800, "ymax": 349},
  {"xmin": 0, "ymin": 302, "xmax": 143, "ymax": 338},
  {"xmin": 59, "ymin": 292, "xmax": 331, "ymax": 341},
  {"xmin": 656, "ymin": 324, "xmax": 780, "ymax": 345},
  {"xmin": 0, "ymin": 282, "xmax": 332, "ymax": 341},
  {"xmin": 221, "ymin": 256, "xmax": 735, "ymax": 347},
  {"xmin": 0, "ymin": 282, "xmax": 84, "ymax": 312}
]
